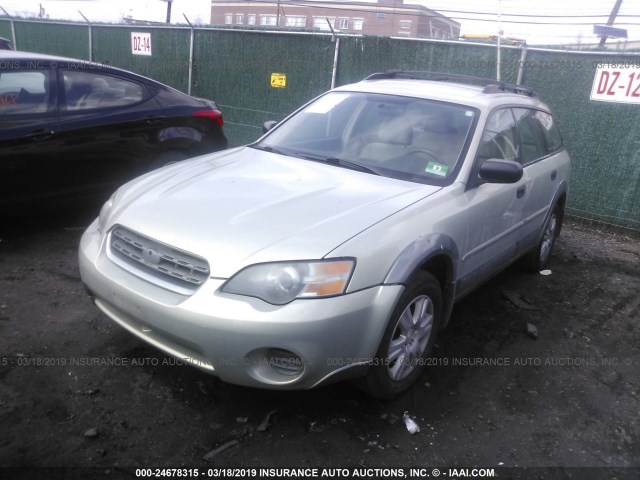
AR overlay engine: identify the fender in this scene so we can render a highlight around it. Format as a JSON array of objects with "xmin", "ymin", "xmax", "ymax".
[
  {"xmin": 539, "ymin": 179, "xmax": 569, "ymax": 242},
  {"xmin": 384, "ymin": 233, "xmax": 459, "ymax": 328}
]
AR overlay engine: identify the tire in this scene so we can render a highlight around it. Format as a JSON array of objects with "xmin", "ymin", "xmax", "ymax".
[
  {"xmin": 358, "ymin": 271, "xmax": 442, "ymax": 399},
  {"xmin": 521, "ymin": 204, "xmax": 561, "ymax": 272}
]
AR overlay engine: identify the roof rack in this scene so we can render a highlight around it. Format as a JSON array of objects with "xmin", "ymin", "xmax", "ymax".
[{"xmin": 363, "ymin": 71, "xmax": 537, "ymax": 98}]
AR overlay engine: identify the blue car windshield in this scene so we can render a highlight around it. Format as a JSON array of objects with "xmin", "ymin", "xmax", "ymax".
[{"xmin": 253, "ymin": 91, "xmax": 478, "ymax": 185}]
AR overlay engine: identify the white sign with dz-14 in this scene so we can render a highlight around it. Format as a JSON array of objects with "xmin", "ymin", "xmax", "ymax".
[{"xmin": 131, "ymin": 32, "xmax": 152, "ymax": 56}]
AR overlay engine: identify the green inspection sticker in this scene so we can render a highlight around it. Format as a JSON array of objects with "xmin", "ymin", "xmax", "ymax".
[{"xmin": 425, "ymin": 161, "xmax": 449, "ymax": 176}]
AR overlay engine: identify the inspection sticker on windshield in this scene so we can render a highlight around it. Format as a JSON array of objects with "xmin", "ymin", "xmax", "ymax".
[{"xmin": 425, "ymin": 161, "xmax": 448, "ymax": 176}]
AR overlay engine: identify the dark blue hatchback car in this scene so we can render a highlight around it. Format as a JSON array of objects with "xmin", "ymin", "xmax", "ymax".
[{"xmin": 0, "ymin": 50, "xmax": 227, "ymax": 214}]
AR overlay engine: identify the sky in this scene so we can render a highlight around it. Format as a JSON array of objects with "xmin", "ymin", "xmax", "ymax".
[{"xmin": 0, "ymin": 0, "xmax": 639, "ymax": 46}]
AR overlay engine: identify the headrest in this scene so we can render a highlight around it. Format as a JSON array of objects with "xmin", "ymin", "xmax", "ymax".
[{"xmin": 377, "ymin": 119, "xmax": 413, "ymax": 145}]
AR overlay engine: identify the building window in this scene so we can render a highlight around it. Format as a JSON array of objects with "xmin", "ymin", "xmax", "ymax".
[
  {"xmin": 338, "ymin": 18, "xmax": 349, "ymax": 30},
  {"xmin": 352, "ymin": 18, "xmax": 364, "ymax": 31},
  {"xmin": 224, "ymin": 14, "xmax": 233, "ymax": 25},
  {"xmin": 260, "ymin": 15, "xmax": 277, "ymax": 26},
  {"xmin": 248, "ymin": 14, "xmax": 256, "ymax": 25},
  {"xmin": 236, "ymin": 14, "xmax": 244, "ymax": 25},
  {"xmin": 399, "ymin": 20, "xmax": 411, "ymax": 30},
  {"xmin": 285, "ymin": 16, "xmax": 306, "ymax": 28},
  {"xmin": 313, "ymin": 17, "xmax": 335, "ymax": 30}
]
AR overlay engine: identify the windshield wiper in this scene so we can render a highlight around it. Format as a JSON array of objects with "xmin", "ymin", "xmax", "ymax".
[
  {"xmin": 250, "ymin": 144, "xmax": 289, "ymax": 156},
  {"xmin": 296, "ymin": 153, "xmax": 382, "ymax": 176}
]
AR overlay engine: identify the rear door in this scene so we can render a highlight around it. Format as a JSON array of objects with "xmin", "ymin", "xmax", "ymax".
[
  {"xmin": 0, "ymin": 64, "xmax": 59, "ymax": 211},
  {"xmin": 512, "ymin": 108, "xmax": 564, "ymax": 248},
  {"xmin": 49, "ymin": 69, "xmax": 161, "ymax": 202}
]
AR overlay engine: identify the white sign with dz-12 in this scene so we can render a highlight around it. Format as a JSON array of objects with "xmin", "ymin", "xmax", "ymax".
[{"xmin": 591, "ymin": 63, "xmax": 640, "ymax": 104}]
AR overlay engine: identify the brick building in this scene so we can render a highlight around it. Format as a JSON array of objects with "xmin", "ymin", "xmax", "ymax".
[{"xmin": 210, "ymin": 0, "xmax": 460, "ymax": 39}]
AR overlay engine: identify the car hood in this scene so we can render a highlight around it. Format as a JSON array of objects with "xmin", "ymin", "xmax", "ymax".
[{"xmin": 108, "ymin": 147, "xmax": 441, "ymax": 277}]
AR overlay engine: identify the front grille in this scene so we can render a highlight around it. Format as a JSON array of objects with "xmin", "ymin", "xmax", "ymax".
[{"xmin": 109, "ymin": 226, "xmax": 210, "ymax": 294}]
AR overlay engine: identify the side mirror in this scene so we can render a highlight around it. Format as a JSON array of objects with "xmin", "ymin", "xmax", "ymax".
[
  {"xmin": 262, "ymin": 120, "xmax": 278, "ymax": 134},
  {"xmin": 478, "ymin": 158, "xmax": 523, "ymax": 184}
]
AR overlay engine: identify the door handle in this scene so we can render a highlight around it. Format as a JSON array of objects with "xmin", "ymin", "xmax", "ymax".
[
  {"xmin": 25, "ymin": 129, "xmax": 54, "ymax": 141},
  {"xmin": 517, "ymin": 186, "xmax": 526, "ymax": 198},
  {"xmin": 551, "ymin": 170, "xmax": 557, "ymax": 181},
  {"xmin": 146, "ymin": 116, "xmax": 165, "ymax": 126}
]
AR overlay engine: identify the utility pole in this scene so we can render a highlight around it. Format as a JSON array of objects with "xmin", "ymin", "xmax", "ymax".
[
  {"xmin": 598, "ymin": 0, "xmax": 623, "ymax": 47},
  {"xmin": 165, "ymin": 0, "xmax": 173, "ymax": 24},
  {"xmin": 496, "ymin": 0, "xmax": 502, "ymax": 81}
]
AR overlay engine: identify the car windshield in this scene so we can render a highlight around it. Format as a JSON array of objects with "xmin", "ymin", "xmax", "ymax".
[{"xmin": 253, "ymin": 91, "xmax": 478, "ymax": 185}]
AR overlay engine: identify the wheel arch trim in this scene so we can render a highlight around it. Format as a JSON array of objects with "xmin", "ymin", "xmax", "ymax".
[
  {"xmin": 384, "ymin": 233, "xmax": 458, "ymax": 329},
  {"xmin": 384, "ymin": 233, "xmax": 459, "ymax": 285},
  {"xmin": 539, "ymin": 180, "xmax": 568, "ymax": 243}
]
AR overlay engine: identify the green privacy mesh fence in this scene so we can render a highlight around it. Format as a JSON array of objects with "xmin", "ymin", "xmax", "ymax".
[
  {"xmin": 7, "ymin": 19, "xmax": 89, "ymax": 59},
  {"xmin": 1, "ymin": 17, "xmax": 638, "ymax": 231},
  {"xmin": 0, "ymin": 20, "xmax": 12, "ymax": 42},
  {"xmin": 522, "ymin": 49, "xmax": 640, "ymax": 231},
  {"xmin": 192, "ymin": 30, "xmax": 336, "ymax": 146},
  {"xmin": 336, "ymin": 36, "xmax": 521, "ymax": 85},
  {"xmin": 93, "ymin": 26, "xmax": 192, "ymax": 92}
]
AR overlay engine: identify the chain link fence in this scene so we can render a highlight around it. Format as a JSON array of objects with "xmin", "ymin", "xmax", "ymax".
[{"xmin": 1, "ymin": 17, "xmax": 639, "ymax": 231}]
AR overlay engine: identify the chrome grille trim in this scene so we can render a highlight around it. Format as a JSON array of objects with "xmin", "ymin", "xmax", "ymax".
[{"xmin": 109, "ymin": 226, "xmax": 210, "ymax": 293}]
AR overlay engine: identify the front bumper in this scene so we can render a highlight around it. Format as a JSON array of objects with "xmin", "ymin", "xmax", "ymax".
[{"xmin": 78, "ymin": 219, "xmax": 403, "ymax": 390}]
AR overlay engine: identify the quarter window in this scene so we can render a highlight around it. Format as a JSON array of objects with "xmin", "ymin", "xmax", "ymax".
[{"xmin": 0, "ymin": 70, "xmax": 50, "ymax": 115}]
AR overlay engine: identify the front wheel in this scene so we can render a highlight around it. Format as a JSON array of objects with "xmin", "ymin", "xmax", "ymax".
[{"xmin": 358, "ymin": 271, "xmax": 442, "ymax": 399}]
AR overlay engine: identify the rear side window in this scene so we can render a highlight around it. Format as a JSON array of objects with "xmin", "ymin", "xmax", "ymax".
[
  {"xmin": 513, "ymin": 108, "xmax": 548, "ymax": 165},
  {"xmin": 0, "ymin": 70, "xmax": 50, "ymax": 114},
  {"xmin": 62, "ymin": 71, "xmax": 146, "ymax": 111},
  {"xmin": 534, "ymin": 110, "xmax": 563, "ymax": 153},
  {"xmin": 513, "ymin": 108, "xmax": 564, "ymax": 164}
]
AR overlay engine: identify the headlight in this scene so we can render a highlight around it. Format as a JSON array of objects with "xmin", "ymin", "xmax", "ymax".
[
  {"xmin": 221, "ymin": 259, "xmax": 355, "ymax": 305},
  {"xmin": 97, "ymin": 193, "xmax": 115, "ymax": 234}
]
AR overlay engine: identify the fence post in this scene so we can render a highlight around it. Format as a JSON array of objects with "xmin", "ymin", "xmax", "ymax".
[
  {"xmin": 183, "ymin": 14, "xmax": 194, "ymax": 96},
  {"xmin": 0, "ymin": 6, "xmax": 17, "ymax": 49},
  {"xmin": 326, "ymin": 18, "xmax": 340, "ymax": 89},
  {"xmin": 78, "ymin": 10, "xmax": 93, "ymax": 61},
  {"xmin": 331, "ymin": 36, "xmax": 341, "ymax": 89},
  {"xmin": 516, "ymin": 43, "xmax": 527, "ymax": 85}
]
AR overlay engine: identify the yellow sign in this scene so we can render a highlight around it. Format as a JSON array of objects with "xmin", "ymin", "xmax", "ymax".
[{"xmin": 271, "ymin": 73, "xmax": 287, "ymax": 89}]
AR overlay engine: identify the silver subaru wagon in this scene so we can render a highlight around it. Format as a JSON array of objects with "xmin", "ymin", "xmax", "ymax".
[{"xmin": 79, "ymin": 72, "xmax": 571, "ymax": 398}]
